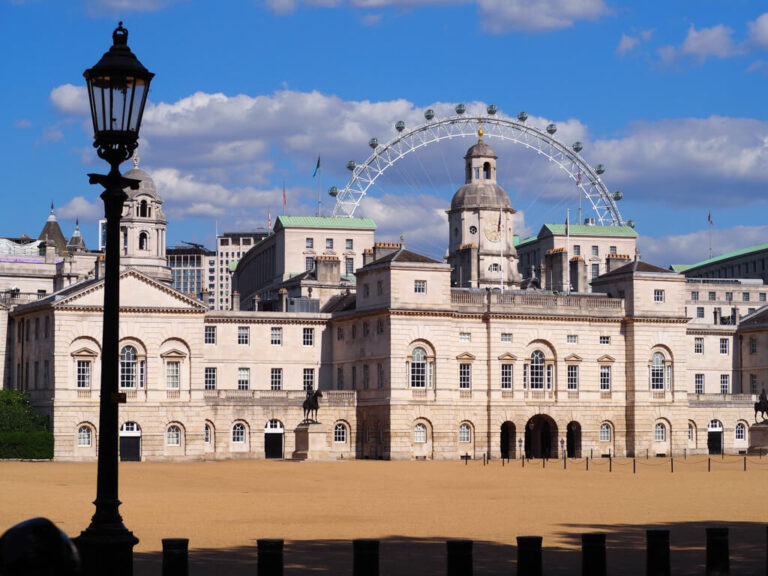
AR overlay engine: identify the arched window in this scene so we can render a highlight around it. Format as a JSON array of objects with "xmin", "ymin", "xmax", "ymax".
[
  {"xmin": 139, "ymin": 200, "xmax": 148, "ymax": 218},
  {"xmin": 600, "ymin": 423, "xmax": 611, "ymax": 442},
  {"xmin": 650, "ymin": 353, "xmax": 664, "ymax": 390},
  {"xmin": 77, "ymin": 426, "xmax": 92, "ymax": 447},
  {"xmin": 654, "ymin": 423, "xmax": 666, "ymax": 442},
  {"xmin": 167, "ymin": 425, "xmax": 181, "ymax": 446},
  {"xmin": 414, "ymin": 423, "xmax": 427, "ymax": 443},
  {"xmin": 120, "ymin": 346, "xmax": 137, "ymax": 388},
  {"xmin": 232, "ymin": 423, "xmax": 245, "ymax": 443},
  {"xmin": 139, "ymin": 232, "xmax": 148, "ymax": 251},
  {"xmin": 735, "ymin": 422, "xmax": 746, "ymax": 440},
  {"xmin": 204, "ymin": 424, "xmax": 211, "ymax": 444},
  {"xmin": 459, "ymin": 423, "xmax": 471, "ymax": 443},
  {"xmin": 483, "ymin": 162, "xmax": 491, "ymax": 179},
  {"xmin": 530, "ymin": 350, "xmax": 545, "ymax": 390},
  {"xmin": 688, "ymin": 423, "xmax": 695, "ymax": 442},
  {"xmin": 334, "ymin": 423, "xmax": 347, "ymax": 443},
  {"xmin": 411, "ymin": 347, "xmax": 426, "ymax": 388}
]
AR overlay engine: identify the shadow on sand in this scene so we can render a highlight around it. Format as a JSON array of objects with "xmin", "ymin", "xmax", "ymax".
[{"xmin": 133, "ymin": 521, "xmax": 767, "ymax": 575}]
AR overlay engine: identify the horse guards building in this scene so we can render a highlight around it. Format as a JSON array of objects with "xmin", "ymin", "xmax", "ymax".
[{"xmin": 1, "ymin": 140, "xmax": 767, "ymax": 463}]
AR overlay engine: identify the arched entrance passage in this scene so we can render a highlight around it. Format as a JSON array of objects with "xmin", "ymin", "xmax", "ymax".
[
  {"xmin": 566, "ymin": 421, "xmax": 581, "ymax": 458},
  {"xmin": 707, "ymin": 420, "xmax": 723, "ymax": 455},
  {"xmin": 500, "ymin": 421, "xmax": 516, "ymax": 459},
  {"xmin": 119, "ymin": 422, "xmax": 141, "ymax": 462},
  {"xmin": 525, "ymin": 415, "xmax": 558, "ymax": 459},
  {"xmin": 264, "ymin": 419, "xmax": 284, "ymax": 459}
]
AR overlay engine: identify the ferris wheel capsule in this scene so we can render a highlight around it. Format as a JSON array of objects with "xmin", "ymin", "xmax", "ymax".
[
  {"xmin": 572, "ymin": 141, "xmax": 583, "ymax": 153},
  {"xmin": 487, "ymin": 104, "xmax": 497, "ymax": 115},
  {"xmin": 346, "ymin": 160, "xmax": 356, "ymax": 171},
  {"xmin": 328, "ymin": 186, "xmax": 338, "ymax": 198},
  {"xmin": 612, "ymin": 190, "xmax": 623, "ymax": 201},
  {"xmin": 517, "ymin": 111, "xmax": 528, "ymax": 122},
  {"xmin": 395, "ymin": 120, "xmax": 405, "ymax": 132},
  {"xmin": 627, "ymin": 219, "xmax": 635, "ymax": 229},
  {"xmin": 369, "ymin": 138, "xmax": 379, "ymax": 150},
  {"xmin": 595, "ymin": 164, "xmax": 606, "ymax": 175},
  {"xmin": 456, "ymin": 103, "xmax": 466, "ymax": 115},
  {"xmin": 424, "ymin": 109, "xmax": 435, "ymax": 121},
  {"xmin": 546, "ymin": 123, "xmax": 557, "ymax": 135}
]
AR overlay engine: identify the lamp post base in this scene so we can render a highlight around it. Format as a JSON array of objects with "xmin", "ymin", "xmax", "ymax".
[{"xmin": 75, "ymin": 523, "xmax": 139, "ymax": 576}]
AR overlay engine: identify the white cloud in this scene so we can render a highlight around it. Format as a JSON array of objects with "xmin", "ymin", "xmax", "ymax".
[
  {"xmin": 83, "ymin": 0, "xmax": 180, "ymax": 13},
  {"xmin": 747, "ymin": 13, "xmax": 768, "ymax": 49},
  {"xmin": 57, "ymin": 196, "xmax": 102, "ymax": 221},
  {"xmin": 680, "ymin": 24, "xmax": 741, "ymax": 59},
  {"xmin": 616, "ymin": 34, "xmax": 639, "ymax": 57},
  {"xmin": 50, "ymin": 84, "xmax": 89, "ymax": 116}
]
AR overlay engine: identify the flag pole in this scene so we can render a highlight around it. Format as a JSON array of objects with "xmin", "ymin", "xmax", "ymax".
[
  {"xmin": 317, "ymin": 165, "xmax": 322, "ymax": 217},
  {"xmin": 283, "ymin": 181, "xmax": 286, "ymax": 217},
  {"xmin": 566, "ymin": 208, "xmax": 571, "ymax": 294},
  {"xmin": 500, "ymin": 208, "xmax": 504, "ymax": 293},
  {"xmin": 708, "ymin": 212, "xmax": 714, "ymax": 259}
]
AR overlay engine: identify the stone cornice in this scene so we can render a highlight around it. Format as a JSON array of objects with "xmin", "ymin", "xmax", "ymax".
[{"xmin": 205, "ymin": 315, "xmax": 328, "ymax": 326}]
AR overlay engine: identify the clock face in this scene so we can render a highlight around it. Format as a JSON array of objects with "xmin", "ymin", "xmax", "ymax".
[
  {"xmin": 484, "ymin": 219, "xmax": 502, "ymax": 242},
  {"xmin": 469, "ymin": 225, "xmax": 477, "ymax": 235}
]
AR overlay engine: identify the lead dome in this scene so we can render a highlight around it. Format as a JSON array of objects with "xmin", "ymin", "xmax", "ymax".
[{"xmin": 450, "ymin": 139, "xmax": 511, "ymax": 211}]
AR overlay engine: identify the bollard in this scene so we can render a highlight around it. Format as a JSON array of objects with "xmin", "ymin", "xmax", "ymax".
[
  {"xmin": 684, "ymin": 448, "xmax": 687, "ymax": 459},
  {"xmin": 646, "ymin": 529, "xmax": 671, "ymax": 576},
  {"xmin": 446, "ymin": 539, "xmax": 473, "ymax": 576},
  {"xmin": 706, "ymin": 527, "xmax": 729, "ymax": 576},
  {"xmin": 522, "ymin": 455, "xmax": 525, "ymax": 468},
  {"xmin": 670, "ymin": 457, "xmax": 674, "ymax": 474},
  {"xmin": 258, "ymin": 539, "xmax": 284, "ymax": 576},
  {"xmin": 633, "ymin": 458, "xmax": 636, "ymax": 474},
  {"xmin": 609, "ymin": 455, "xmax": 612, "ymax": 473},
  {"xmin": 503, "ymin": 457, "xmax": 505, "ymax": 467},
  {"xmin": 517, "ymin": 536, "xmax": 542, "ymax": 576},
  {"xmin": 744, "ymin": 456, "xmax": 747, "ymax": 472},
  {"xmin": 354, "ymin": 539, "xmax": 379, "ymax": 576},
  {"xmin": 564, "ymin": 455, "xmax": 567, "ymax": 470},
  {"xmin": 581, "ymin": 533, "xmax": 607, "ymax": 576},
  {"xmin": 543, "ymin": 457, "xmax": 546, "ymax": 469},
  {"xmin": 708, "ymin": 457, "xmax": 711, "ymax": 472},
  {"xmin": 586, "ymin": 457, "xmax": 589, "ymax": 471},
  {"xmin": 162, "ymin": 538, "xmax": 189, "ymax": 576},
  {"xmin": 647, "ymin": 449, "xmax": 649, "ymax": 459}
]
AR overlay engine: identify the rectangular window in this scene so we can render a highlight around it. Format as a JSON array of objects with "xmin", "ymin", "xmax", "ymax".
[
  {"xmin": 205, "ymin": 326, "xmax": 216, "ymax": 344},
  {"xmin": 743, "ymin": 292, "xmax": 750, "ymax": 302},
  {"xmin": 501, "ymin": 364, "xmax": 513, "ymax": 389},
  {"xmin": 546, "ymin": 364, "xmax": 553, "ymax": 390},
  {"xmin": 303, "ymin": 327, "xmax": 314, "ymax": 346},
  {"xmin": 204, "ymin": 367, "xmax": 217, "ymax": 390},
  {"xmin": 337, "ymin": 367, "xmax": 344, "ymax": 390},
  {"xmin": 501, "ymin": 332, "xmax": 513, "ymax": 343},
  {"xmin": 77, "ymin": 361, "xmax": 91, "ymax": 389},
  {"xmin": 600, "ymin": 336, "xmax": 610, "ymax": 345},
  {"xmin": 166, "ymin": 361, "xmax": 180, "ymax": 389},
  {"xmin": 377, "ymin": 319, "xmax": 384, "ymax": 334},
  {"xmin": 271, "ymin": 368, "xmax": 282, "ymax": 391},
  {"xmin": 725, "ymin": 292, "xmax": 733, "ymax": 302},
  {"xmin": 363, "ymin": 364, "xmax": 369, "ymax": 390},
  {"xmin": 305, "ymin": 256, "xmax": 314, "ymax": 271},
  {"xmin": 414, "ymin": 280, "xmax": 427, "ymax": 294},
  {"xmin": 654, "ymin": 289, "xmax": 665, "ymax": 303},
  {"xmin": 591, "ymin": 263, "xmax": 600, "ymax": 279},
  {"xmin": 720, "ymin": 374, "xmax": 729, "ymax": 394},
  {"xmin": 750, "ymin": 373, "xmax": 758, "ymax": 394},
  {"xmin": 459, "ymin": 363, "xmax": 472, "ymax": 389},
  {"xmin": 377, "ymin": 363, "xmax": 383, "ymax": 389},
  {"xmin": 271, "ymin": 327, "xmax": 282, "ymax": 346},
  {"xmin": 600, "ymin": 365, "xmax": 611, "ymax": 391},
  {"xmin": 567, "ymin": 334, "xmax": 578, "ymax": 344},
  {"xmin": 760, "ymin": 293, "xmax": 766, "ymax": 302},
  {"xmin": 750, "ymin": 338, "xmax": 757, "ymax": 354},
  {"xmin": 238, "ymin": 368, "xmax": 250, "ymax": 390},
  {"xmin": 720, "ymin": 338, "xmax": 729, "ymax": 354},
  {"xmin": 237, "ymin": 326, "xmax": 249, "ymax": 345},
  {"xmin": 326, "ymin": 238, "xmax": 333, "ymax": 249},
  {"xmin": 696, "ymin": 307, "xmax": 704, "ymax": 318},
  {"xmin": 362, "ymin": 322, "xmax": 370, "ymax": 336},
  {"xmin": 346, "ymin": 257, "xmax": 355, "ymax": 276},
  {"xmin": 351, "ymin": 366, "xmax": 357, "ymax": 390},
  {"xmin": 709, "ymin": 291, "xmax": 716, "ymax": 301},
  {"xmin": 459, "ymin": 332, "xmax": 471, "ymax": 342},
  {"xmin": 305, "ymin": 237, "xmax": 314, "ymax": 249},
  {"xmin": 303, "ymin": 368, "xmax": 314, "ymax": 392},
  {"xmin": 609, "ymin": 245, "xmax": 617, "ymax": 255},
  {"xmin": 694, "ymin": 373, "xmax": 704, "ymax": 394},
  {"xmin": 691, "ymin": 291, "xmax": 699, "ymax": 301},
  {"xmin": 591, "ymin": 245, "xmax": 599, "ymax": 256},
  {"xmin": 337, "ymin": 326, "xmax": 344, "ymax": 341},
  {"xmin": 523, "ymin": 364, "xmax": 528, "ymax": 389},
  {"xmin": 567, "ymin": 365, "xmax": 579, "ymax": 390},
  {"xmin": 363, "ymin": 284, "xmax": 370, "ymax": 298},
  {"xmin": 346, "ymin": 238, "xmax": 353, "ymax": 250},
  {"xmin": 377, "ymin": 281, "xmax": 383, "ymax": 296},
  {"xmin": 573, "ymin": 245, "xmax": 581, "ymax": 256},
  {"xmin": 694, "ymin": 337, "xmax": 704, "ymax": 354}
]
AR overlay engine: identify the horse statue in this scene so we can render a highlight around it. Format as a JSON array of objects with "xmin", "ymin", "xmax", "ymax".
[
  {"xmin": 303, "ymin": 390, "xmax": 323, "ymax": 423},
  {"xmin": 755, "ymin": 389, "xmax": 768, "ymax": 423}
]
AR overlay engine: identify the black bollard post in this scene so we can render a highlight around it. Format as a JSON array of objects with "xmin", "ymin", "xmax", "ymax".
[
  {"xmin": 162, "ymin": 538, "xmax": 189, "ymax": 576},
  {"xmin": 564, "ymin": 454, "xmax": 567, "ymax": 470},
  {"xmin": 586, "ymin": 457, "xmax": 589, "ymax": 471},
  {"xmin": 646, "ymin": 529, "xmax": 670, "ymax": 576},
  {"xmin": 354, "ymin": 539, "xmax": 379, "ymax": 576},
  {"xmin": 671, "ymin": 457, "xmax": 674, "ymax": 474},
  {"xmin": 581, "ymin": 533, "xmax": 607, "ymax": 576},
  {"xmin": 483, "ymin": 453, "xmax": 486, "ymax": 466},
  {"xmin": 503, "ymin": 457, "xmax": 505, "ymax": 467},
  {"xmin": 705, "ymin": 527, "xmax": 729, "ymax": 575},
  {"xmin": 446, "ymin": 539, "xmax": 473, "ymax": 576},
  {"xmin": 708, "ymin": 457, "xmax": 711, "ymax": 472},
  {"xmin": 706, "ymin": 527, "xmax": 729, "ymax": 576},
  {"xmin": 522, "ymin": 455, "xmax": 525, "ymax": 468},
  {"xmin": 633, "ymin": 458, "xmax": 636, "ymax": 474},
  {"xmin": 647, "ymin": 449, "xmax": 649, "ymax": 459},
  {"xmin": 258, "ymin": 539, "xmax": 284, "ymax": 576},
  {"xmin": 609, "ymin": 454, "xmax": 612, "ymax": 473},
  {"xmin": 744, "ymin": 456, "xmax": 747, "ymax": 472},
  {"xmin": 517, "ymin": 536, "xmax": 542, "ymax": 576},
  {"xmin": 543, "ymin": 457, "xmax": 546, "ymax": 469}
]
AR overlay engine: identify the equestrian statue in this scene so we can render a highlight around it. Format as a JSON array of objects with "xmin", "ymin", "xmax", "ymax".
[
  {"xmin": 756, "ymin": 388, "xmax": 768, "ymax": 423},
  {"xmin": 303, "ymin": 390, "xmax": 323, "ymax": 423}
]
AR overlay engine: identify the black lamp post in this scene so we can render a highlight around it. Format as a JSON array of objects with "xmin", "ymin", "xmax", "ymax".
[{"xmin": 74, "ymin": 22, "xmax": 153, "ymax": 576}]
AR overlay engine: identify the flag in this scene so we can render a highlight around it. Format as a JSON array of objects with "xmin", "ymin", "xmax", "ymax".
[
  {"xmin": 312, "ymin": 156, "xmax": 321, "ymax": 178},
  {"xmin": 708, "ymin": 212, "xmax": 714, "ymax": 226},
  {"xmin": 497, "ymin": 209, "xmax": 502, "ymax": 232}
]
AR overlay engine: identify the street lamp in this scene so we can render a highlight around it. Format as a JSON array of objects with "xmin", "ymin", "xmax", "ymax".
[{"xmin": 75, "ymin": 22, "xmax": 153, "ymax": 576}]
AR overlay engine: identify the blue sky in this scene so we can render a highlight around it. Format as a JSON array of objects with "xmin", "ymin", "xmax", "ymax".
[{"xmin": 2, "ymin": 0, "xmax": 768, "ymax": 266}]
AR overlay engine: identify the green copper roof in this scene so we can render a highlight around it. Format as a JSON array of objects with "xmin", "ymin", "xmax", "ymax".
[
  {"xmin": 678, "ymin": 241, "xmax": 768, "ymax": 272},
  {"xmin": 670, "ymin": 264, "xmax": 692, "ymax": 273},
  {"xmin": 276, "ymin": 216, "xmax": 376, "ymax": 229},
  {"xmin": 541, "ymin": 224, "xmax": 638, "ymax": 237},
  {"xmin": 516, "ymin": 234, "xmax": 538, "ymax": 248}
]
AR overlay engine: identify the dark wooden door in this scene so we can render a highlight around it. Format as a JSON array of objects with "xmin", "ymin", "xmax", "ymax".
[{"xmin": 119, "ymin": 437, "xmax": 140, "ymax": 462}]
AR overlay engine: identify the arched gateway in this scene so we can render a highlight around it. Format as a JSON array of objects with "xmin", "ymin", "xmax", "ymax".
[{"xmin": 525, "ymin": 415, "xmax": 558, "ymax": 459}]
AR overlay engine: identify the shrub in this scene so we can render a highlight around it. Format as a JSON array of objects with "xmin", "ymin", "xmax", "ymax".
[
  {"xmin": 0, "ymin": 390, "xmax": 52, "ymax": 459},
  {"xmin": 0, "ymin": 431, "xmax": 54, "ymax": 459}
]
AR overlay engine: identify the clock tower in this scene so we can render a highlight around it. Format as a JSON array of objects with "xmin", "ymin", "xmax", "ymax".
[{"xmin": 447, "ymin": 132, "xmax": 521, "ymax": 289}]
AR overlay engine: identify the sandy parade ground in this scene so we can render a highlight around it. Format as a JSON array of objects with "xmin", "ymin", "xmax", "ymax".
[{"xmin": 1, "ymin": 457, "xmax": 767, "ymax": 575}]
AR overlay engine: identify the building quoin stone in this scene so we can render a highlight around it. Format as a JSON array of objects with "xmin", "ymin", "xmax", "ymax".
[{"xmin": 2, "ymin": 139, "xmax": 767, "ymax": 462}]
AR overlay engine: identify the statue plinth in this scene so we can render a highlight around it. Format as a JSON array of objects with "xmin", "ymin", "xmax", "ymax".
[
  {"xmin": 748, "ymin": 421, "xmax": 768, "ymax": 454},
  {"xmin": 293, "ymin": 422, "xmax": 329, "ymax": 461}
]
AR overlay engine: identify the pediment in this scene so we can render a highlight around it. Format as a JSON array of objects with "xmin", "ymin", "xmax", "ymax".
[
  {"xmin": 597, "ymin": 354, "xmax": 616, "ymax": 363},
  {"xmin": 497, "ymin": 352, "xmax": 517, "ymax": 361},
  {"xmin": 564, "ymin": 353, "xmax": 583, "ymax": 362},
  {"xmin": 456, "ymin": 352, "xmax": 476, "ymax": 361},
  {"xmin": 70, "ymin": 347, "xmax": 98, "ymax": 358},
  {"xmin": 56, "ymin": 269, "xmax": 208, "ymax": 312},
  {"xmin": 160, "ymin": 348, "xmax": 187, "ymax": 359}
]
